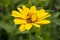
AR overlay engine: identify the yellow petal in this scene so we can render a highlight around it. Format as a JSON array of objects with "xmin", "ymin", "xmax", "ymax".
[
  {"xmin": 22, "ymin": 5, "xmax": 29, "ymax": 15},
  {"xmin": 35, "ymin": 20, "xmax": 51, "ymax": 24},
  {"xmin": 31, "ymin": 14, "xmax": 37, "ymax": 22},
  {"xmin": 26, "ymin": 13, "xmax": 32, "ymax": 19},
  {"xmin": 17, "ymin": 8, "xmax": 24, "ymax": 14},
  {"xmin": 33, "ymin": 23, "xmax": 40, "ymax": 28},
  {"xmin": 25, "ymin": 23, "xmax": 32, "ymax": 30},
  {"xmin": 12, "ymin": 10, "xmax": 22, "ymax": 17},
  {"xmin": 38, "ymin": 14, "xmax": 51, "ymax": 20},
  {"xmin": 19, "ymin": 24, "xmax": 25, "ymax": 32},
  {"xmin": 13, "ymin": 19, "xmax": 26, "ymax": 25},
  {"xmin": 37, "ymin": 9, "xmax": 50, "ymax": 19},
  {"xmin": 30, "ymin": 6, "xmax": 36, "ymax": 13},
  {"xmin": 11, "ymin": 10, "xmax": 26, "ymax": 19}
]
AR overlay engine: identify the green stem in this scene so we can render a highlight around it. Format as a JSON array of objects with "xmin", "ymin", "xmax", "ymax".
[
  {"xmin": 49, "ymin": 0, "xmax": 53, "ymax": 10},
  {"xmin": 35, "ymin": 34, "xmax": 43, "ymax": 40},
  {"xmin": 29, "ymin": 32, "xmax": 32, "ymax": 40},
  {"xmin": 35, "ymin": 28, "xmax": 43, "ymax": 40}
]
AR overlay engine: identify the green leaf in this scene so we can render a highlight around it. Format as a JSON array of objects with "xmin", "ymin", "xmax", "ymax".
[
  {"xmin": 0, "ymin": 21, "xmax": 16, "ymax": 33},
  {"xmin": 55, "ymin": 0, "xmax": 60, "ymax": 9},
  {"xmin": 52, "ymin": 19, "xmax": 60, "ymax": 25}
]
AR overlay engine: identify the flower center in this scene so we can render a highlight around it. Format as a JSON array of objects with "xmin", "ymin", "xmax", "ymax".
[
  {"xmin": 26, "ymin": 17, "xmax": 37, "ymax": 23},
  {"xmin": 27, "ymin": 18, "xmax": 32, "ymax": 23},
  {"xmin": 26, "ymin": 13, "xmax": 37, "ymax": 23}
]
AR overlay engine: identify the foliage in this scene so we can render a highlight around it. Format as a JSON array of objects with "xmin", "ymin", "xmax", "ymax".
[{"xmin": 0, "ymin": 0, "xmax": 60, "ymax": 40}]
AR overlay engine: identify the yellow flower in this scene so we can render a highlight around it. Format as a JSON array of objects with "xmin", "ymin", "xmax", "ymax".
[{"xmin": 11, "ymin": 5, "xmax": 51, "ymax": 32}]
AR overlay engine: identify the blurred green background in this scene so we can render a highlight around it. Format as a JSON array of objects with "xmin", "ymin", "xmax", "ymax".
[{"xmin": 0, "ymin": 0, "xmax": 60, "ymax": 40}]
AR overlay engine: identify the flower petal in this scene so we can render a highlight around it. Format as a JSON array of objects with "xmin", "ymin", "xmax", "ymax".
[
  {"xmin": 22, "ymin": 5, "xmax": 29, "ymax": 15},
  {"xmin": 17, "ymin": 8, "xmax": 24, "ymax": 14},
  {"xmin": 30, "ymin": 6, "xmax": 36, "ymax": 13},
  {"xmin": 12, "ymin": 10, "xmax": 23, "ymax": 17},
  {"xmin": 19, "ymin": 24, "xmax": 25, "ymax": 32},
  {"xmin": 37, "ymin": 9, "xmax": 50, "ymax": 20},
  {"xmin": 25, "ymin": 23, "xmax": 32, "ymax": 30},
  {"xmin": 31, "ymin": 14, "xmax": 37, "ymax": 22},
  {"xmin": 38, "ymin": 14, "xmax": 51, "ymax": 20},
  {"xmin": 33, "ymin": 23, "xmax": 40, "ymax": 28},
  {"xmin": 13, "ymin": 19, "xmax": 26, "ymax": 25},
  {"xmin": 35, "ymin": 20, "xmax": 51, "ymax": 24}
]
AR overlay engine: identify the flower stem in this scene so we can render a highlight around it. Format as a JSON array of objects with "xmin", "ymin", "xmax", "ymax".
[
  {"xmin": 35, "ymin": 28, "xmax": 43, "ymax": 40},
  {"xmin": 29, "ymin": 32, "xmax": 32, "ymax": 40}
]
